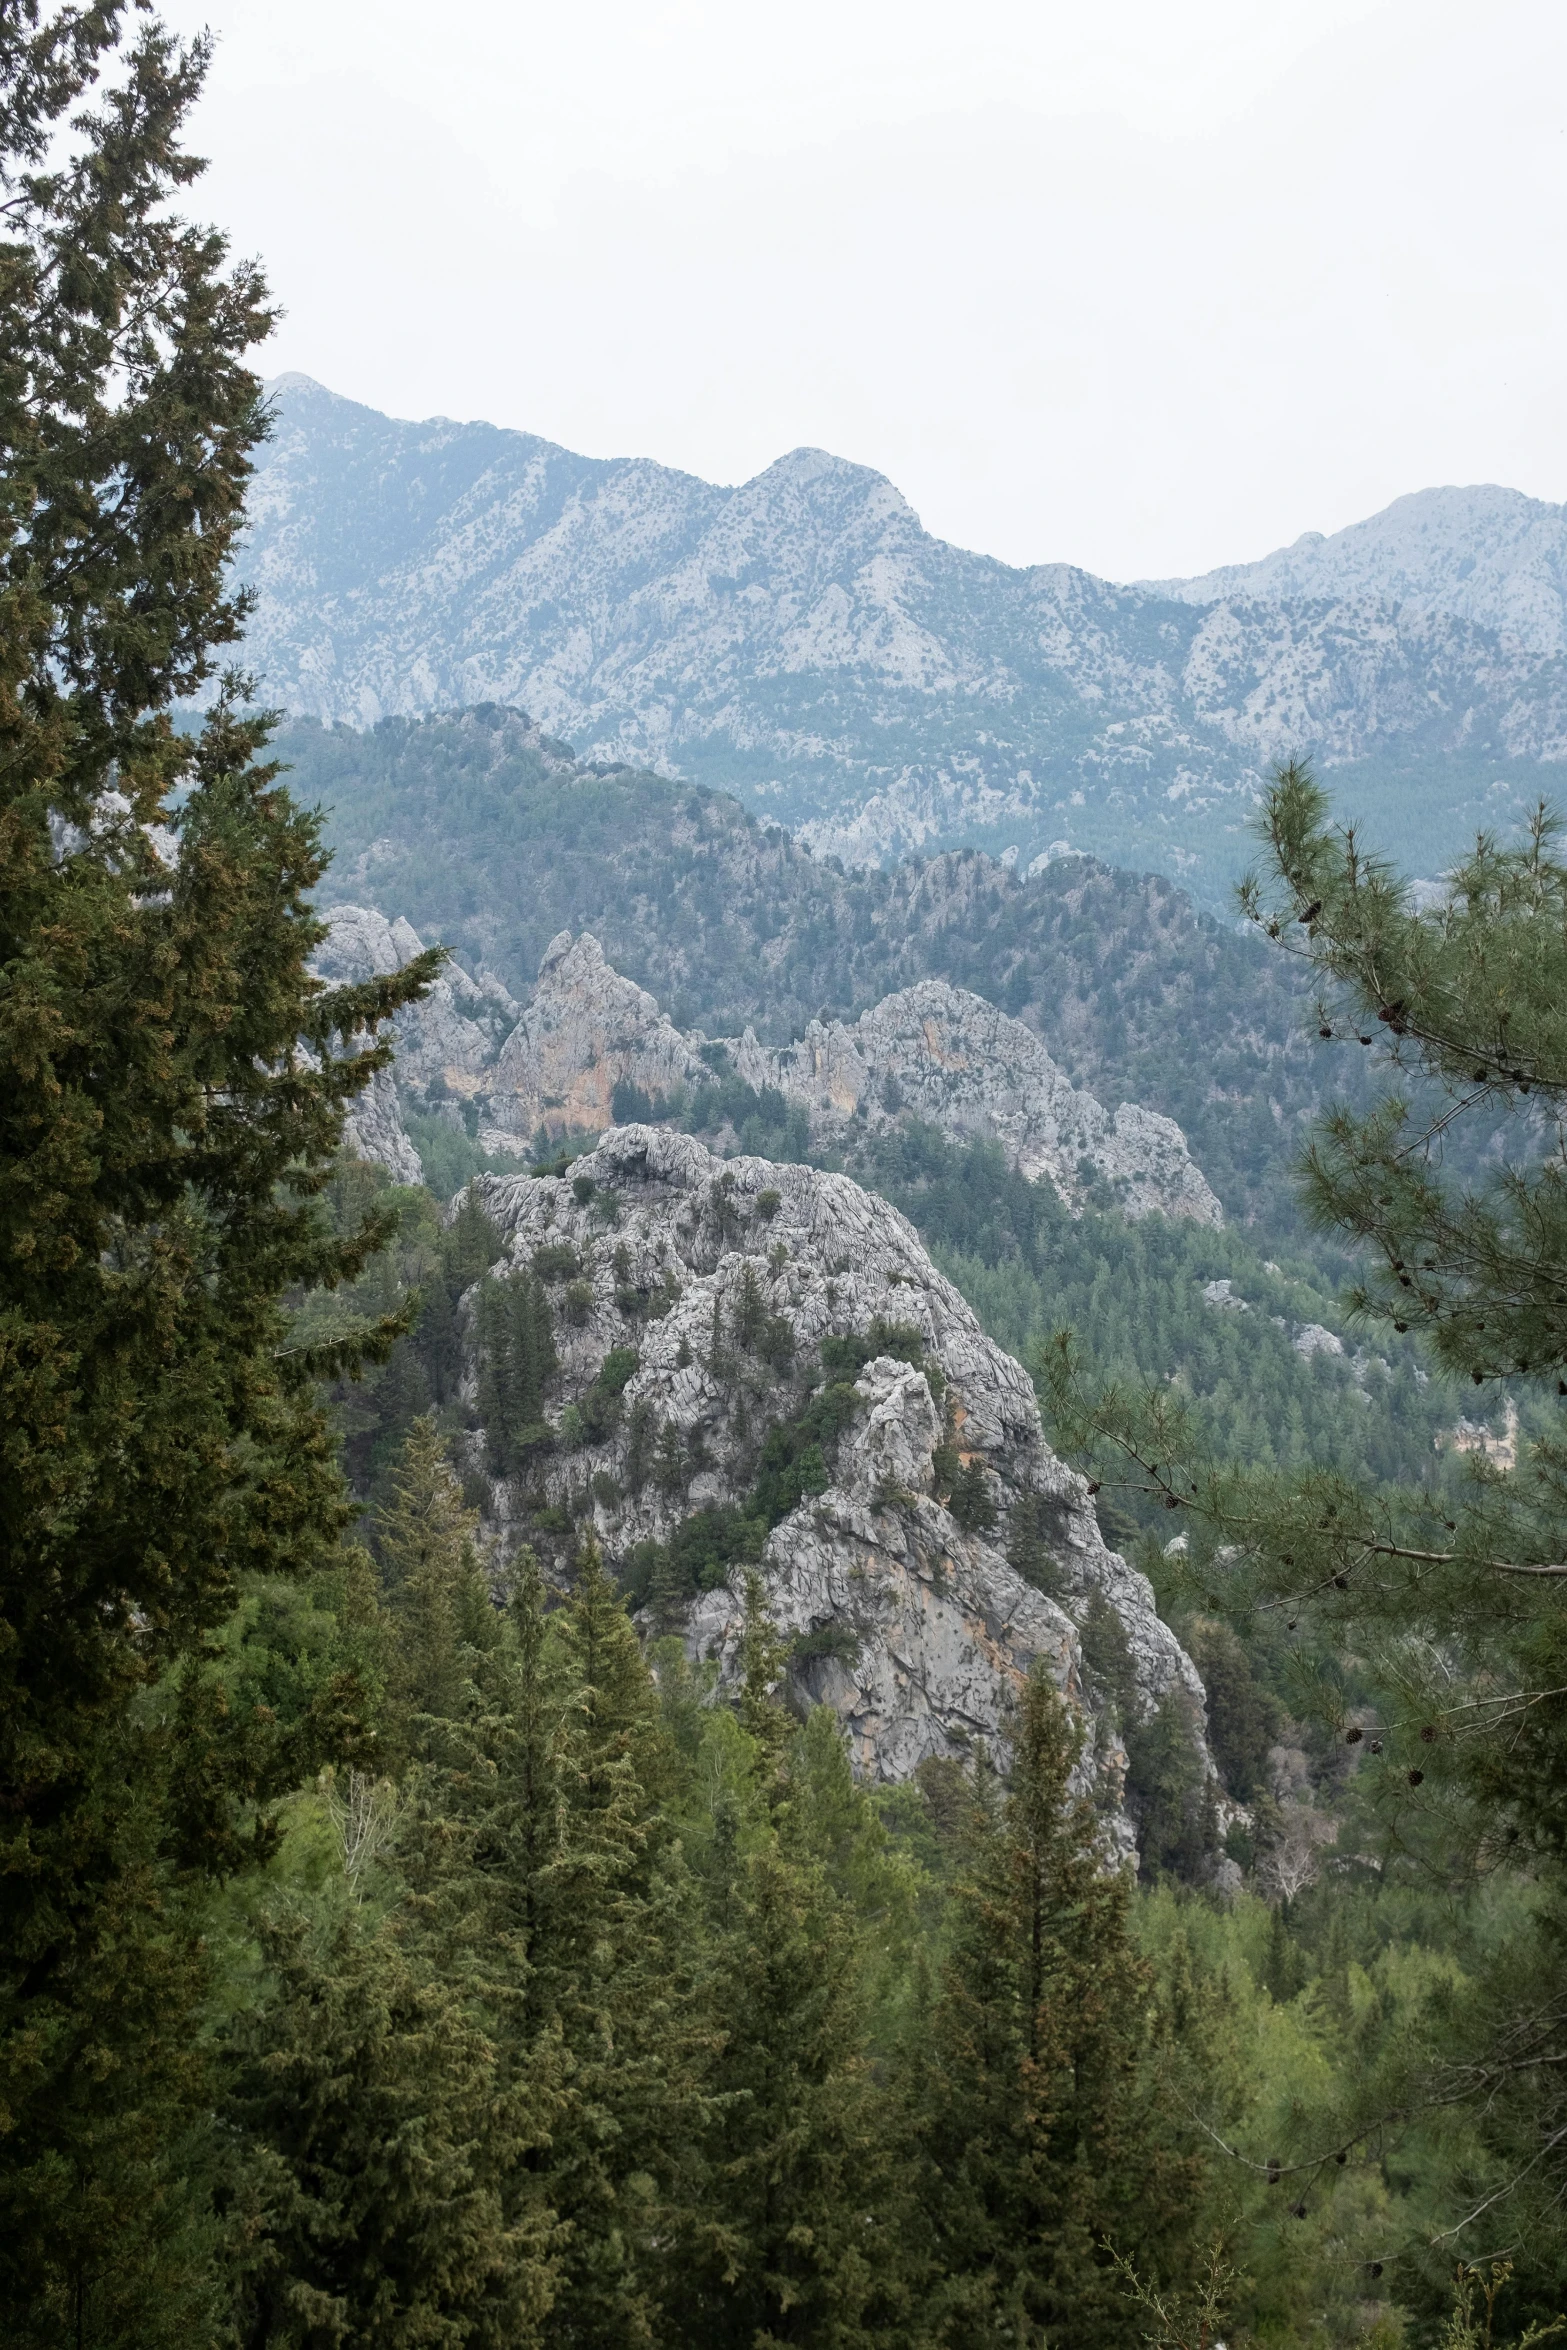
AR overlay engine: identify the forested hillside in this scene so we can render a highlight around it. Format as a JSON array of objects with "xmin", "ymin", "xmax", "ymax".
[
  {"xmin": 282, "ymin": 704, "xmax": 1345, "ymax": 1226},
  {"xmin": 11, "ymin": 12, "xmax": 1567, "ymax": 2346}
]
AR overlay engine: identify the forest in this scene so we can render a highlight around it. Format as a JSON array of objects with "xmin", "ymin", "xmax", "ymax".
[{"xmin": 5, "ymin": 8, "xmax": 1567, "ymax": 2346}]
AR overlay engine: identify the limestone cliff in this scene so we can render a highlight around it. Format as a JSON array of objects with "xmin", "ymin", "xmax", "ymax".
[
  {"xmin": 341, "ymin": 1064, "xmax": 423, "ymax": 1186},
  {"xmin": 729, "ymin": 979, "xmax": 1222, "ymax": 1223},
  {"xmin": 314, "ymin": 902, "xmax": 520, "ymax": 1098},
  {"xmin": 321, "ymin": 903, "xmax": 1221, "ymax": 1224},
  {"xmin": 485, "ymin": 931, "xmax": 708, "ymax": 1143},
  {"xmin": 462, "ymin": 1126, "xmax": 1211, "ymax": 1846},
  {"xmin": 473, "ymin": 928, "xmax": 1220, "ymax": 1223}
]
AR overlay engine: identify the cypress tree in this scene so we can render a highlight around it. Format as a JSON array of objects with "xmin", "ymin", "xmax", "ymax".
[
  {"xmin": 0, "ymin": 7, "xmax": 440, "ymax": 2326},
  {"xmin": 540, "ymin": 1541, "xmax": 715, "ymax": 2346},
  {"xmin": 683, "ymin": 1596, "xmax": 917, "ymax": 2348},
  {"xmin": 222, "ymin": 1894, "xmax": 560, "ymax": 2347},
  {"xmin": 376, "ymin": 1414, "xmax": 497, "ymax": 1754},
  {"xmin": 915, "ymin": 1670, "xmax": 1192, "ymax": 2349}
]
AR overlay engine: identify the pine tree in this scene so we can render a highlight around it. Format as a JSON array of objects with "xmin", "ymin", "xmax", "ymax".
[{"xmin": 1043, "ymin": 764, "xmax": 1567, "ymax": 2262}]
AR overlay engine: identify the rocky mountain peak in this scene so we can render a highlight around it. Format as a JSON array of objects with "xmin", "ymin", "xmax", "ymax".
[
  {"xmin": 487, "ymin": 930, "xmax": 705, "ymax": 1144},
  {"xmin": 461, "ymin": 1123, "xmax": 1213, "ymax": 1847},
  {"xmin": 1159, "ymin": 483, "xmax": 1567, "ymax": 657},
  {"xmin": 237, "ymin": 379, "xmax": 1567, "ymax": 903}
]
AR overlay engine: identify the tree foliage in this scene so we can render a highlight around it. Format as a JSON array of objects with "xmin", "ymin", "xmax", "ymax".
[
  {"xmin": 1043, "ymin": 762, "xmax": 1567, "ymax": 2277},
  {"xmin": 0, "ymin": 10, "xmax": 438, "ymax": 2328}
]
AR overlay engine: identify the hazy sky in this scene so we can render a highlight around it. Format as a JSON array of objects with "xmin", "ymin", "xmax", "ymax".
[{"xmin": 168, "ymin": 0, "xmax": 1567, "ymax": 580}]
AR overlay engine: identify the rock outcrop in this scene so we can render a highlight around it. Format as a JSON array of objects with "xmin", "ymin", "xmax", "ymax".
[
  {"xmin": 321, "ymin": 905, "xmax": 1221, "ymax": 1224},
  {"xmin": 314, "ymin": 903, "xmax": 520, "ymax": 1097},
  {"xmin": 341, "ymin": 1063, "xmax": 423, "ymax": 1185},
  {"xmin": 462, "ymin": 1126, "xmax": 1210, "ymax": 1845},
  {"xmin": 730, "ymin": 979, "xmax": 1222, "ymax": 1223},
  {"xmin": 485, "ymin": 931, "xmax": 708, "ymax": 1145},
  {"xmin": 468, "ymin": 929, "xmax": 1219, "ymax": 1222}
]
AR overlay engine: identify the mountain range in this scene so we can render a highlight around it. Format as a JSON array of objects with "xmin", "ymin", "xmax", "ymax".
[{"xmin": 239, "ymin": 376, "xmax": 1567, "ymax": 905}]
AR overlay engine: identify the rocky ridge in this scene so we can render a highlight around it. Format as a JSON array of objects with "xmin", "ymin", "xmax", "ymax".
[
  {"xmin": 328, "ymin": 909, "xmax": 1221, "ymax": 1224},
  {"xmin": 239, "ymin": 376, "xmax": 1567, "ymax": 897},
  {"xmin": 727, "ymin": 979, "xmax": 1222, "ymax": 1225},
  {"xmin": 463, "ymin": 1124, "xmax": 1212, "ymax": 1843},
  {"xmin": 313, "ymin": 903, "xmax": 520, "ymax": 1096}
]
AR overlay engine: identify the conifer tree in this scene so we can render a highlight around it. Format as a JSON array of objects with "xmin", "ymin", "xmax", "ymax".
[
  {"xmin": 915, "ymin": 1670, "xmax": 1197, "ymax": 2348},
  {"xmin": 376, "ymin": 1414, "xmax": 496, "ymax": 1750},
  {"xmin": 683, "ymin": 1590, "xmax": 917, "ymax": 2347},
  {"xmin": 222, "ymin": 1893, "xmax": 560, "ymax": 2346},
  {"xmin": 479, "ymin": 1265, "xmax": 558, "ymax": 1475},
  {"xmin": 1044, "ymin": 765, "xmax": 1567, "ymax": 2269},
  {"xmin": 0, "ymin": 7, "xmax": 439, "ymax": 2326},
  {"xmin": 539, "ymin": 1540, "xmax": 715, "ymax": 2345}
]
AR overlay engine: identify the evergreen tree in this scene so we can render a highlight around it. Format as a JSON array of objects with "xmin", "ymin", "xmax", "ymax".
[
  {"xmin": 375, "ymin": 1414, "xmax": 496, "ymax": 1750},
  {"xmin": 1043, "ymin": 763, "xmax": 1567, "ymax": 2285},
  {"xmin": 683, "ymin": 1592, "xmax": 917, "ymax": 2348},
  {"xmin": 0, "ymin": 8, "xmax": 439, "ymax": 2326},
  {"xmin": 915, "ymin": 1670, "xmax": 1199, "ymax": 2348},
  {"xmin": 479, "ymin": 1266, "xmax": 557, "ymax": 1476},
  {"xmin": 538, "ymin": 1542, "xmax": 715, "ymax": 2346},
  {"xmin": 222, "ymin": 1895, "xmax": 559, "ymax": 2347}
]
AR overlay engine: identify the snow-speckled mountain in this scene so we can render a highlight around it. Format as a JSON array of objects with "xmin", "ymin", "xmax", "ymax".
[{"xmin": 239, "ymin": 376, "xmax": 1567, "ymax": 899}]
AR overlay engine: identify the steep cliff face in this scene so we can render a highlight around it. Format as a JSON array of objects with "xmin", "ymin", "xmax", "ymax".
[
  {"xmin": 462, "ymin": 1126, "xmax": 1210, "ymax": 1841},
  {"xmin": 460, "ymin": 927, "xmax": 1220, "ymax": 1222},
  {"xmin": 729, "ymin": 979, "xmax": 1222, "ymax": 1224},
  {"xmin": 341, "ymin": 1064, "xmax": 423, "ymax": 1186},
  {"xmin": 486, "ymin": 931, "xmax": 709, "ymax": 1143},
  {"xmin": 314, "ymin": 903, "xmax": 519, "ymax": 1096}
]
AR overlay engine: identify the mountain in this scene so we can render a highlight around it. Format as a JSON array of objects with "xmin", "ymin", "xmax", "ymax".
[
  {"xmin": 282, "ymin": 706, "xmax": 1338, "ymax": 1227},
  {"xmin": 460, "ymin": 1122, "xmax": 1216, "ymax": 1838},
  {"xmin": 240, "ymin": 376, "xmax": 1567, "ymax": 902},
  {"xmin": 1153, "ymin": 486, "xmax": 1567, "ymax": 657}
]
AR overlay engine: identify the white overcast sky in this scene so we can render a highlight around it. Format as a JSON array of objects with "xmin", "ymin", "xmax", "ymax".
[{"xmin": 167, "ymin": 0, "xmax": 1567, "ymax": 580}]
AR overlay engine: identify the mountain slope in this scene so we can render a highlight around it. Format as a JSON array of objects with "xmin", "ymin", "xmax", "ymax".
[
  {"xmin": 242, "ymin": 380, "xmax": 1567, "ymax": 901},
  {"xmin": 1155, "ymin": 485, "xmax": 1567, "ymax": 656},
  {"xmin": 463, "ymin": 1122, "xmax": 1212, "ymax": 1831},
  {"xmin": 285, "ymin": 705, "xmax": 1338, "ymax": 1227}
]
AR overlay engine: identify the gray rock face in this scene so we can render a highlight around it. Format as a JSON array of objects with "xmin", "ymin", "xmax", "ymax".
[
  {"xmin": 730, "ymin": 978, "xmax": 1222, "ymax": 1223},
  {"xmin": 341, "ymin": 1062, "xmax": 423, "ymax": 1186},
  {"xmin": 463, "ymin": 1126, "xmax": 1209, "ymax": 1842},
  {"xmin": 315, "ymin": 903, "xmax": 520, "ymax": 1096},
  {"xmin": 484, "ymin": 931, "xmax": 709, "ymax": 1148},
  {"xmin": 474, "ymin": 926, "xmax": 1217, "ymax": 1220},
  {"xmin": 236, "ymin": 377, "xmax": 1567, "ymax": 903},
  {"xmin": 1153, "ymin": 484, "xmax": 1567, "ymax": 659},
  {"xmin": 318, "ymin": 908, "xmax": 1220, "ymax": 1223},
  {"xmin": 330, "ymin": 914, "xmax": 1219, "ymax": 1222}
]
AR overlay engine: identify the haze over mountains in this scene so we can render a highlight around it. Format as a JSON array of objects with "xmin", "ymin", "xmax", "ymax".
[{"xmin": 244, "ymin": 375, "xmax": 1567, "ymax": 902}]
